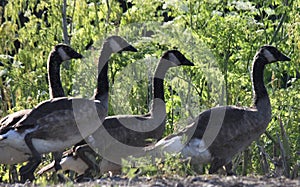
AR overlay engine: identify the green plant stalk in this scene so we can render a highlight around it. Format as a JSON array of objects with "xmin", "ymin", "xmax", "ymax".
[
  {"xmin": 256, "ymin": 140, "xmax": 270, "ymax": 174},
  {"xmin": 278, "ymin": 117, "xmax": 291, "ymax": 178}
]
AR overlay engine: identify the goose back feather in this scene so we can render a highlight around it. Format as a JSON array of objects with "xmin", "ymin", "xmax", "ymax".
[
  {"xmin": 1, "ymin": 36, "xmax": 137, "ymax": 182},
  {"xmin": 0, "ymin": 44, "xmax": 83, "ymax": 165},
  {"xmin": 37, "ymin": 50, "xmax": 194, "ymax": 178},
  {"xmin": 146, "ymin": 45, "xmax": 291, "ymax": 174}
]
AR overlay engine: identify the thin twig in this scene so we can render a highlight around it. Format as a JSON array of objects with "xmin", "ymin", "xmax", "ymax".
[
  {"xmin": 269, "ymin": 0, "xmax": 291, "ymax": 45},
  {"xmin": 278, "ymin": 117, "xmax": 291, "ymax": 178},
  {"xmin": 175, "ymin": 74, "xmax": 204, "ymax": 101},
  {"xmin": 264, "ymin": 131, "xmax": 280, "ymax": 149},
  {"xmin": 62, "ymin": 0, "xmax": 69, "ymax": 45},
  {"xmin": 269, "ymin": 13, "xmax": 286, "ymax": 45},
  {"xmin": 256, "ymin": 140, "xmax": 270, "ymax": 174},
  {"xmin": 105, "ymin": 0, "xmax": 111, "ymax": 34},
  {"xmin": 242, "ymin": 149, "xmax": 250, "ymax": 176},
  {"xmin": 70, "ymin": 0, "xmax": 77, "ymax": 34}
]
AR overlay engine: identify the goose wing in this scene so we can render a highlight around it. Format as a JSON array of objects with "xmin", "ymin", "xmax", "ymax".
[
  {"xmin": 190, "ymin": 105, "xmax": 261, "ymax": 159},
  {"xmin": 99, "ymin": 113, "xmax": 164, "ymax": 146},
  {"xmin": 12, "ymin": 97, "xmax": 107, "ymax": 139},
  {"xmin": 191, "ymin": 106, "xmax": 256, "ymax": 140},
  {"xmin": 14, "ymin": 97, "xmax": 73, "ymax": 128},
  {"xmin": 0, "ymin": 109, "xmax": 32, "ymax": 133},
  {"xmin": 146, "ymin": 106, "xmax": 256, "ymax": 151}
]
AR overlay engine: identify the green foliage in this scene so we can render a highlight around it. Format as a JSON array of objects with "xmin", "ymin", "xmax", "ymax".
[
  {"xmin": 123, "ymin": 152, "xmax": 194, "ymax": 178},
  {"xmin": 0, "ymin": 0, "xmax": 299, "ymax": 183}
]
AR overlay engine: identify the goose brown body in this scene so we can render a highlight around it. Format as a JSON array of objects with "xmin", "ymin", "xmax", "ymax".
[
  {"xmin": 3, "ymin": 97, "xmax": 106, "ymax": 151},
  {"xmin": 34, "ymin": 36, "xmax": 137, "ymax": 180},
  {"xmin": 0, "ymin": 44, "xmax": 83, "ymax": 166},
  {"xmin": 37, "ymin": 50, "xmax": 194, "ymax": 178},
  {"xmin": 98, "ymin": 50, "xmax": 194, "ymax": 149},
  {"xmin": 0, "ymin": 109, "xmax": 32, "ymax": 134},
  {"xmin": 146, "ymin": 45, "xmax": 291, "ymax": 174},
  {"xmin": 179, "ymin": 104, "xmax": 270, "ymax": 173},
  {"xmin": 10, "ymin": 36, "xmax": 136, "ymax": 182}
]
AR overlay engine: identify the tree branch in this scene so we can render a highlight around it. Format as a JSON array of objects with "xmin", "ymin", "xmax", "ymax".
[{"xmin": 62, "ymin": 0, "xmax": 69, "ymax": 45}]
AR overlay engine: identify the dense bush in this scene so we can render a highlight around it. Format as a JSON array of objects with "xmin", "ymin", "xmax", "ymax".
[{"xmin": 0, "ymin": 0, "xmax": 299, "ymax": 182}]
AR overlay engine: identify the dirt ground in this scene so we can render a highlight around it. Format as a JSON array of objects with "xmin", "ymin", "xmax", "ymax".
[
  {"xmin": 95, "ymin": 175, "xmax": 299, "ymax": 187},
  {"xmin": 1, "ymin": 175, "xmax": 299, "ymax": 187}
]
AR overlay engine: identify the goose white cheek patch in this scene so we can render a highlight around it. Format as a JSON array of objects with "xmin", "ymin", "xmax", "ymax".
[
  {"xmin": 263, "ymin": 49, "xmax": 276, "ymax": 62},
  {"xmin": 109, "ymin": 39, "xmax": 122, "ymax": 53},
  {"xmin": 58, "ymin": 47, "xmax": 71, "ymax": 61},
  {"xmin": 168, "ymin": 53, "xmax": 180, "ymax": 65}
]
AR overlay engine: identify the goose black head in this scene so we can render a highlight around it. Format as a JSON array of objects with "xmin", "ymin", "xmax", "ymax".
[
  {"xmin": 162, "ymin": 50, "xmax": 194, "ymax": 67},
  {"xmin": 260, "ymin": 45, "xmax": 290, "ymax": 64},
  {"xmin": 106, "ymin": 36, "xmax": 138, "ymax": 53},
  {"xmin": 55, "ymin": 44, "xmax": 83, "ymax": 61}
]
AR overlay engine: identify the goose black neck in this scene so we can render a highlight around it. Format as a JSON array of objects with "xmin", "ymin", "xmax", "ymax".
[
  {"xmin": 48, "ymin": 52, "xmax": 64, "ymax": 98},
  {"xmin": 252, "ymin": 55, "xmax": 269, "ymax": 107},
  {"xmin": 94, "ymin": 42, "xmax": 112, "ymax": 101},
  {"xmin": 151, "ymin": 59, "xmax": 172, "ymax": 108},
  {"xmin": 153, "ymin": 78, "xmax": 164, "ymax": 101}
]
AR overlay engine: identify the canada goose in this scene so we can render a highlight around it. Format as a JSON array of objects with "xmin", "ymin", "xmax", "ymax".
[
  {"xmin": 0, "ymin": 44, "xmax": 83, "ymax": 165},
  {"xmin": 145, "ymin": 45, "xmax": 291, "ymax": 174},
  {"xmin": 38, "ymin": 50, "xmax": 194, "ymax": 179},
  {"xmin": 0, "ymin": 36, "xmax": 137, "ymax": 182}
]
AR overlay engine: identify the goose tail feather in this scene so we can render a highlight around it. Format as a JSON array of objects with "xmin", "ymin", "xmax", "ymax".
[{"xmin": 0, "ymin": 135, "xmax": 7, "ymax": 141}]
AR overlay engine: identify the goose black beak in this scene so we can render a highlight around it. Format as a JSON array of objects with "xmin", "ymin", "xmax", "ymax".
[
  {"xmin": 185, "ymin": 59, "xmax": 194, "ymax": 66},
  {"xmin": 279, "ymin": 53, "xmax": 291, "ymax": 61},
  {"xmin": 181, "ymin": 58, "xmax": 194, "ymax": 66},
  {"xmin": 120, "ymin": 45, "xmax": 138, "ymax": 53},
  {"xmin": 75, "ymin": 53, "xmax": 84, "ymax": 59}
]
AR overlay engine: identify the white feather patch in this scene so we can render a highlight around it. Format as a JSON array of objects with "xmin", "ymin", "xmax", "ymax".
[
  {"xmin": 109, "ymin": 39, "xmax": 122, "ymax": 53},
  {"xmin": 168, "ymin": 53, "xmax": 180, "ymax": 65},
  {"xmin": 60, "ymin": 156, "xmax": 89, "ymax": 175},
  {"xmin": 58, "ymin": 47, "xmax": 71, "ymax": 61},
  {"xmin": 181, "ymin": 138, "xmax": 211, "ymax": 164},
  {"xmin": 38, "ymin": 156, "xmax": 89, "ymax": 175},
  {"xmin": 154, "ymin": 136, "xmax": 185, "ymax": 154},
  {"xmin": 1, "ymin": 128, "xmax": 37, "ymax": 152},
  {"xmin": 2, "ymin": 128, "xmax": 82, "ymax": 154},
  {"xmin": 263, "ymin": 49, "xmax": 276, "ymax": 62},
  {"xmin": 0, "ymin": 145, "xmax": 30, "ymax": 164},
  {"xmin": 31, "ymin": 134, "xmax": 82, "ymax": 153}
]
